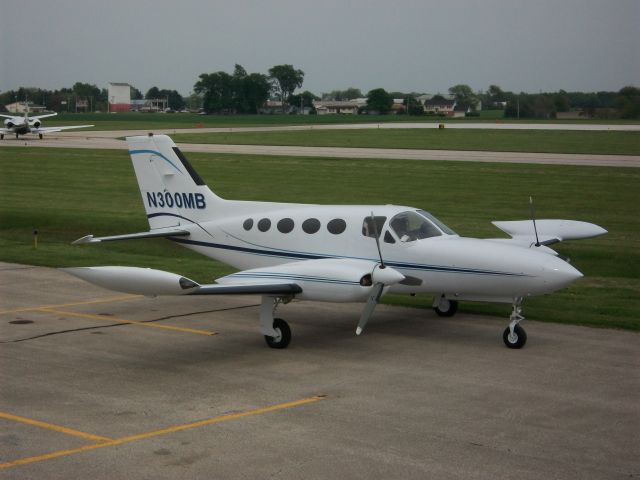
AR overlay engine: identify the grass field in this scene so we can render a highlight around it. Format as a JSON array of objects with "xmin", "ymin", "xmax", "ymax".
[
  {"xmin": 171, "ymin": 129, "xmax": 640, "ymax": 156},
  {"xmin": 1, "ymin": 147, "xmax": 638, "ymax": 331}
]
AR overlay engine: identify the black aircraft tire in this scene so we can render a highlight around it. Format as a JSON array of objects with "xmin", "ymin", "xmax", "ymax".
[
  {"xmin": 434, "ymin": 299, "xmax": 458, "ymax": 317},
  {"xmin": 503, "ymin": 324, "xmax": 527, "ymax": 349},
  {"xmin": 265, "ymin": 318, "xmax": 291, "ymax": 349}
]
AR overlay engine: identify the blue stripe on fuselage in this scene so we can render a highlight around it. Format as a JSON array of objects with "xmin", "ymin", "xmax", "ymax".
[
  {"xmin": 170, "ymin": 237, "xmax": 526, "ymax": 277},
  {"xmin": 148, "ymin": 211, "xmax": 527, "ymax": 278},
  {"xmin": 130, "ymin": 149, "xmax": 182, "ymax": 174}
]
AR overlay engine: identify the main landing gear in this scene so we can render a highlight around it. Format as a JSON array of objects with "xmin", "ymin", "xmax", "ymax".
[
  {"xmin": 433, "ymin": 296, "xmax": 458, "ymax": 317},
  {"xmin": 260, "ymin": 296, "xmax": 292, "ymax": 349}
]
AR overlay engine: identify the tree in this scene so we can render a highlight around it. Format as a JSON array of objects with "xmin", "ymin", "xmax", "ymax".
[
  {"xmin": 231, "ymin": 64, "xmax": 270, "ymax": 113},
  {"xmin": 404, "ymin": 95, "xmax": 423, "ymax": 115},
  {"xmin": 145, "ymin": 86, "xmax": 161, "ymax": 99},
  {"xmin": 194, "ymin": 72, "xmax": 235, "ymax": 113},
  {"xmin": 616, "ymin": 86, "xmax": 640, "ymax": 119},
  {"xmin": 289, "ymin": 90, "xmax": 320, "ymax": 112},
  {"xmin": 323, "ymin": 87, "xmax": 362, "ymax": 101},
  {"xmin": 449, "ymin": 84, "xmax": 478, "ymax": 111},
  {"xmin": 366, "ymin": 88, "xmax": 393, "ymax": 114},
  {"xmin": 130, "ymin": 86, "xmax": 143, "ymax": 100},
  {"xmin": 240, "ymin": 73, "xmax": 271, "ymax": 113},
  {"xmin": 268, "ymin": 64, "xmax": 304, "ymax": 113}
]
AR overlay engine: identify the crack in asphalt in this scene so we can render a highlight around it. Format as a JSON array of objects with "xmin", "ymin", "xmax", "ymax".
[{"xmin": 1, "ymin": 304, "xmax": 260, "ymax": 343}]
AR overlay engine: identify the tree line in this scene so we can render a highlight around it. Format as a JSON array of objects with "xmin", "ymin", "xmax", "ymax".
[{"xmin": 1, "ymin": 69, "xmax": 638, "ymax": 118}]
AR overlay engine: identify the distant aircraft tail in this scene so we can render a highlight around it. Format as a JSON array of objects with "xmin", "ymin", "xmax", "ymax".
[{"xmin": 126, "ymin": 134, "xmax": 224, "ymax": 229}]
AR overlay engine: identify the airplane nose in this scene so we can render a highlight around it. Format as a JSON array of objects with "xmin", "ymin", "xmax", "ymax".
[{"xmin": 542, "ymin": 257, "xmax": 583, "ymax": 290}]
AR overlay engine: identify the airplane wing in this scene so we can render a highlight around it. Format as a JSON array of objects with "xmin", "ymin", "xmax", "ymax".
[
  {"xmin": 0, "ymin": 114, "xmax": 17, "ymax": 119},
  {"xmin": 33, "ymin": 125, "xmax": 94, "ymax": 134},
  {"xmin": 31, "ymin": 113, "xmax": 58, "ymax": 120},
  {"xmin": 62, "ymin": 258, "xmax": 404, "ymax": 303},
  {"xmin": 492, "ymin": 219, "xmax": 607, "ymax": 246}
]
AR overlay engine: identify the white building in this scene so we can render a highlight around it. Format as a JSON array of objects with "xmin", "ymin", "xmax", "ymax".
[{"xmin": 108, "ymin": 82, "xmax": 131, "ymax": 112}]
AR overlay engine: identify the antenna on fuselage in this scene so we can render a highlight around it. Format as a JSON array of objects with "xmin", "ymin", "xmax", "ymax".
[{"xmin": 529, "ymin": 196, "xmax": 540, "ymax": 247}]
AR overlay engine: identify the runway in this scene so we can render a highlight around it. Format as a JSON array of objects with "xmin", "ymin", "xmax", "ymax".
[
  {"xmin": 1, "ymin": 262, "xmax": 638, "ymax": 479},
  {"xmin": 1, "ymin": 122, "xmax": 638, "ymax": 168}
]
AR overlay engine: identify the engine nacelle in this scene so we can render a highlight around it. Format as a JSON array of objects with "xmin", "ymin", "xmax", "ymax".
[
  {"xmin": 32, "ymin": 120, "xmax": 41, "ymax": 128},
  {"xmin": 217, "ymin": 258, "xmax": 405, "ymax": 303},
  {"xmin": 5, "ymin": 120, "xmax": 14, "ymax": 128},
  {"xmin": 62, "ymin": 266, "xmax": 199, "ymax": 296}
]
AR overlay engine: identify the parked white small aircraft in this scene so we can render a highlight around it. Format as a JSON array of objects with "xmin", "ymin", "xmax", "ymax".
[
  {"xmin": 65, "ymin": 134, "xmax": 606, "ymax": 349},
  {"xmin": 0, "ymin": 108, "xmax": 93, "ymax": 139}
]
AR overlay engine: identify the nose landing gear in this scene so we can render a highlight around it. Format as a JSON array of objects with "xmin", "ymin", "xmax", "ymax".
[{"xmin": 503, "ymin": 299, "xmax": 527, "ymax": 349}]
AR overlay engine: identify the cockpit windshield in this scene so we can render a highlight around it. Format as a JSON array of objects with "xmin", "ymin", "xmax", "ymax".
[
  {"xmin": 389, "ymin": 210, "xmax": 456, "ymax": 242},
  {"xmin": 417, "ymin": 210, "xmax": 457, "ymax": 235}
]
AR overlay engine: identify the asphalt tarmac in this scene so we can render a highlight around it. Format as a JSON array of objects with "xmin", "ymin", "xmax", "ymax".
[
  {"xmin": 1, "ymin": 123, "xmax": 639, "ymax": 167},
  {"xmin": 1, "ymin": 262, "xmax": 638, "ymax": 479}
]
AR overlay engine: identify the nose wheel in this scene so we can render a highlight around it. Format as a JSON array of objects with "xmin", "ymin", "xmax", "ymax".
[
  {"xmin": 503, "ymin": 300, "xmax": 527, "ymax": 349},
  {"xmin": 503, "ymin": 324, "xmax": 527, "ymax": 348}
]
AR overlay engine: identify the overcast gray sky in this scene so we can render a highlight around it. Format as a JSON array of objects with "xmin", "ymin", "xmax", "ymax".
[{"xmin": 1, "ymin": 0, "xmax": 638, "ymax": 96}]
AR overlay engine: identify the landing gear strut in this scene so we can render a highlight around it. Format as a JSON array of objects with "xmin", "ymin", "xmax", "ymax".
[
  {"xmin": 259, "ymin": 296, "xmax": 292, "ymax": 349},
  {"xmin": 503, "ymin": 299, "xmax": 527, "ymax": 349}
]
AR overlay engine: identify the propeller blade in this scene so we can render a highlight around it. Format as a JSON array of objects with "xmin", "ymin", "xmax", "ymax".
[
  {"xmin": 356, "ymin": 283, "xmax": 384, "ymax": 335},
  {"xmin": 529, "ymin": 196, "xmax": 540, "ymax": 247},
  {"xmin": 370, "ymin": 212, "xmax": 385, "ymax": 268}
]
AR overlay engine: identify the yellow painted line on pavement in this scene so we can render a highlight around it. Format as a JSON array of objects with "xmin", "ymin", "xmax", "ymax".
[
  {"xmin": 0, "ymin": 395, "xmax": 326, "ymax": 469},
  {"xmin": 115, "ymin": 395, "xmax": 326, "ymax": 443},
  {"xmin": 38, "ymin": 308, "xmax": 218, "ymax": 336},
  {"xmin": 0, "ymin": 294, "xmax": 141, "ymax": 315},
  {"xmin": 0, "ymin": 411, "xmax": 113, "ymax": 443}
]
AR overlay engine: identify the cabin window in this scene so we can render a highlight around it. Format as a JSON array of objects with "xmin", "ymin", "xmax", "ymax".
[
  {"xmin": 327, "ymin": 218, "xmax": 347, "ymax": 235},
  {"xmin": 258, "ymin": 218, "xmax": 271, "ymax": 232},
  {"xmin": 362, "ymin": 216, "xmax": 387, "ymax": 238},
  {"xmin": 390, "ymin": 211, "xmax": 441, "ymax": 242},
  {"xmin": 243, "ymin": 219, "xmax": 253, "ymax": 231},
  {"xmin": 302, "ymin": 218, "xmax": 321, "ymax": 234},
  {"xmin": 277, "ymin": 218, "xmax": 294, "ymax": 233},
  {"xmin": 384, "ymin": 231, "xmax": 396, "ymax": 244}
]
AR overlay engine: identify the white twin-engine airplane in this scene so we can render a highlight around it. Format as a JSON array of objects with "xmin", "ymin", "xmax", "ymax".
[
  {"xmin": 0, "ymin": 109, "xmax": 93, "ymax": 139},
  {"xmin": 65, "ymin": 134, "xmax": 607, "ymax": 349}
]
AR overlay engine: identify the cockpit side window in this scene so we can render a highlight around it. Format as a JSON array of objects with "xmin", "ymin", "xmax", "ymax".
[
  {"xmin": 390, "ymin": 211, "xmax": 441, "ymax": 242},
  {"xmin": 362, "ymin": 216, "xmax": 387, "ymax": 238}
]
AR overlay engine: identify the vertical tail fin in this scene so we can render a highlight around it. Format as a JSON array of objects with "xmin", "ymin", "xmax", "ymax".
[{"xmin": 126, "ymin": 134, "xmax": 224, "ymax": 229}]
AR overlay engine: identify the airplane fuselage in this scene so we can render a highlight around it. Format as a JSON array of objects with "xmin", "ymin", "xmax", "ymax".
[
  {"xmin": 152, "ymin": 202, "xmax": 582, "ymax": 304},
  {"xmin": 65, "ymin": 134, "xmax": 604, "ymax": 349}
]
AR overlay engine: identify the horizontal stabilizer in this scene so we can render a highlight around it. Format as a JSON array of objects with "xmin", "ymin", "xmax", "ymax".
[{"xmin": 73, "ymin": 228, "xmax": 190, "ymax": 244}]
